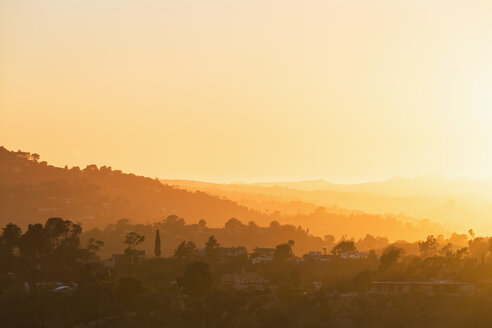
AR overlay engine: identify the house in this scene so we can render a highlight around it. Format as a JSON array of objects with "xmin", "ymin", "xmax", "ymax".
[
  {"xmin": 302, "ymin": 251, "xmax": 324, "ymax": 262},
  {"xmin": 252, "ymin": 255, "xmax": 274, "ymax": 264},
  {"xmin": 196, "ymin": 248, "xmax": 206, "ymax": 257},
  {"xmin": 219, "ymin": 246, "xmax": 247, "ymax": 257},
  {"xmin": 35, "ymin": 281, "xmax": 78, "ymax": 296},
  {"xmin": 196, "ymin": 246, "xmax": 247, "ymax": 259},
  {"xmin": 253, "ymin": 247, "xmax": 276, "ymax": 257},
  {"xmin": 221, "ymin": 272, "xmax": 270, "ymax": 290},
  {"xmin": 339, "ymin": 251, "xmax": 368, "ymax": 259},
  {"xmin": 372, "ymin": 281, "xmax": 475, "ymax": 294},
  {"xmin": 251, "ymin": 247, "xmax": 275, "ymax": 264},
  {"xmin": 106, "ymin": 250, "xmax": 146, "ymax": 267}
]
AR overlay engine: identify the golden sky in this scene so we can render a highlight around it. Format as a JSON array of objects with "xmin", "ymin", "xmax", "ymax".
[{"xmin": 1, "ymin": 0, "xmax": 492, "ymax": 183}]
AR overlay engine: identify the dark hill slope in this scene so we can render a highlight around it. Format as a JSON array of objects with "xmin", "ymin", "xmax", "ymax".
[{"xmin": 0, "ymin": 147, "xmax": 266, "ymax": 229}]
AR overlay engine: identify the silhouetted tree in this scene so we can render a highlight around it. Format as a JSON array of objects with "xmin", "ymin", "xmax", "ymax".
[
  {"xmin": 30, "ymin": 153, "xmax": 40, "ymax": 162},
  {"xmin": 154, "ymin": 229, "xmax": 161, "ymax": 257},
  {"xmin": 174, "ymin": 241, "xmax": 197, "ymax": 260},
  {"xmin": 21, "ymin": 223, "xmax": 49, "ymax": 258},
  {"xmin": 379, "ymin": 246, "xmax": 403, "ymax": 270},
  {"xmin": 87, "ymin": 238, "xmax": 104, "ymax": 253},
  {"xmin": 419, "ymin": 235, "xmax": 439, "ymax": 258},
  {"xmin": 44, "ymin": 218, "xmax": 81, "ymax": 257},
  {"xmin": 356, "ymin": 234, "xmax": 389, "ymax": 251},
  {"xmin": 205, "ymin": 235, "xmax": 220, "ymax": 260},
  {"xmin": 274, "ymin": 241, "xmax": 295, "ymax": 261},
  {"xmin": 468, "ymin": 236, "xmax": 489, "ymax": 264},
  {"xmin": 2, "ymin": 223, "xmax": 22, "ymax": 251},
  {"xmin": 225, "ymin": 218, "xmax": 243, "ymax": 229},
  {"xmin": 331, "ymin": 240, "xmax": 357, "ymax": 256},
  {"xmin": 124, "ymin": 232, "xmax": 145, "ymax": 255}
]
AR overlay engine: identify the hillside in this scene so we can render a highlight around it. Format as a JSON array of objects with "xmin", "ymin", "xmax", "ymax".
[
  {"xmin": 250, "ymin": 177, "xmax": 492, "ymax": 233},
  {"xmin": 0, "ymin": 146, "xmax": 445, "ymax": 241},
  {"xmin": 253, "ymin": 174, "xmax": 492, "ymax": 198},
  {"xmin": 0, "ymin": 147, "xmax": 267, "ymax": 229},
  {"xmin": 163, "ymin": 179, "xmax": 447, "ymax": 240},
  {"xmin": 163, "ymin": 179, "xmax": 483, "ymax": 234}
]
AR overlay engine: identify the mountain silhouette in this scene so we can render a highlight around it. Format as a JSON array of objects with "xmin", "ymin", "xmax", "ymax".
[{"xmin": 0, "ymin": 147, "xmax": 266, "ymax": 229}]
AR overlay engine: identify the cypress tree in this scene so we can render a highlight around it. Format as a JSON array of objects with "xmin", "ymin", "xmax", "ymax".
[{"xmin": 154, "ymin": 229, "xmax": 161, "ymax": 257}]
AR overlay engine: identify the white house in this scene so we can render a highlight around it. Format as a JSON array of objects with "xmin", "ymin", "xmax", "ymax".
[{"xmin": 339, "ymin": 251, "xmax": 368, "ymax": 259}]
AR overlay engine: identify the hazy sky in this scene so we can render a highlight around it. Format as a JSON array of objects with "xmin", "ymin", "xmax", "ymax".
[{"xmin": 1, "ymin": 0, "xmax": 492, "ymax": 183}]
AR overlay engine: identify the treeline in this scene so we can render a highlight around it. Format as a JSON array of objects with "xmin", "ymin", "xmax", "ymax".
[
  {"xmin": 81, "ymin": 214, "xmax": 479, "ymax": 261},
  {"xmin": 3, "ymin": 218, "xmax": 492, "ymax": 327},
  {"xmin": 0, "ymin": 218, "xmax": 101, "ymax": 279},
  {"xmin": 81, "ymin": 215, "xmax": 393, "ymax": 258}
]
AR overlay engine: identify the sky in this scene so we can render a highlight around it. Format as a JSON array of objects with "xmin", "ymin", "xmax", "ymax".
[{"xmin": 1, "ymin": 0, "xmax": 492, "ymax": 183}]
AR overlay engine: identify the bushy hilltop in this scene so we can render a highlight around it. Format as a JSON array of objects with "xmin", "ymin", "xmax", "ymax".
[
  {"xmin": 82, "ymin": 216, "xmax": 332, "ymax": 258},
  {"xmin": 0, "ymin": 147, "xmax": 266, "ymax": 229},
  {"xmin": 77, "ymin": 215, "xmax": 470, "ymax": 258},
  {"xmin": 82, "ymin": 215, "xmax": 473, "ymax": 259},
  {"xmin": 1, "ymin": 146, "xmax": 444, "ymax": 241}
]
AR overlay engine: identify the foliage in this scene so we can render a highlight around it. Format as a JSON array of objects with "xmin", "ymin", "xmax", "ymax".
[
  {"xmin": 154, "ymin": 229, "xmax": 161, "ymax": 257},
  {"xmin": 205, "ymin": 235, "xmax": 220, "ymax": 260},
  {"xmin": 379, "ymin": 246, "xmax": 403, "ymax": 270},
  {"xmin": 5, "ymin": 219, "xmax": 492, "ymax": 327},
  {"xmin": 87, "ymin": 238, "xmax": 104, "ymax": 255},
  {"xmin": 418, "ymin": 235, "xmax": 440, "ymax": 258},
  {"xmin": 274, "ymin": 241, "xmax": 295, "ymax": 261},
  {"xmin": 179, "ymin": 261, "xmax": 213, "ymax": 295},
  {"xmin": 174, "ymin": 241, "xmax": 197, "ymax": 260},
  {"xmin": 124, "ymin": 232, "xmax": 145, "ymax": 255},
  {"xmin": 331, "ymin": 240, "xmax": 357, "ymax": 256}
]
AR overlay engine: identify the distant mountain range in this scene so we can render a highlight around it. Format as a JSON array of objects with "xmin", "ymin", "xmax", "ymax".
[
  {"xmin": 0, "ymin": 146, "xmax": 447, "ymax": 241},
  {"xmin": 252, "ymin": 174, "xmax": 492, "ymax": 198},
  {"xmin": 164, "ymin": 176, "xmax": 492, "ymax": 235}
]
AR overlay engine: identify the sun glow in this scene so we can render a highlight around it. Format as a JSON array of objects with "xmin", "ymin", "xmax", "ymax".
[{"xmin": 1, "ymin": 0, "xmax": 492, "ymax": 183}]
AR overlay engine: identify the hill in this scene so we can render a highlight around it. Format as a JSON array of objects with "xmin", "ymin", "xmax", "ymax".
[
  {"xmin": 0, "ymin": 147, "xmax": 267, "ymax": 229},
  {"xmin": 253, "ymin": 174, "xmax": 492, "ymax": 198},
  {"xmin": 251, "ymin": 176, "xmax": 492, "ymax": 233},
  {"xmin": 163, "ymin": 176, "xmax": 492, "ymax": 234},
  {"xmin": 0, "ymin": 146, "xmax": 445, "ymax": 241},
  {"xmin": 163, "ymin": 179, "xmax": 446, "ymax": 240}
]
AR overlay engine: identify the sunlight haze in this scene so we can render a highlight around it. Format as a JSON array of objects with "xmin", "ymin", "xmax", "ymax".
[
  {"xmin": 5, "ymin": 3, "xmax": 492, "ymax": 325},
  {"xmin": 2, "ymin": 0, "xmax": 492, "ymax": 182}
]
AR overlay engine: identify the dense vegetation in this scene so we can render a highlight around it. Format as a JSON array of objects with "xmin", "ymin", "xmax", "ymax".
[
  {"xmin": 82, "ymin": 216, "xmax": 335, "ymax": 258},
  {"xmin": 2, "ymin": 217, "xmax": 492, "ymax": 327},
  {"xmin": 3, "ymin": 146, "xmax": 491, "ymax": 326}
]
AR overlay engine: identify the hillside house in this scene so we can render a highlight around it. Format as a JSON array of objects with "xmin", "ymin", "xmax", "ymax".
[
  {"xmin": 339, "ymin": 251, "xmax": 368, "ymax": 259},
  {"xmin": 251, "ymin": 247, "xmax": 275, "ymax": 264},
  {"xmin": 219, "ymin": 246, "xmax": 247, "ymax": 257}
]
